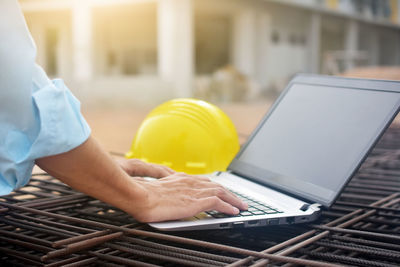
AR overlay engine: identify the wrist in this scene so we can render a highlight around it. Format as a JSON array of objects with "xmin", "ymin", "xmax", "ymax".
[{"xmin": 120, "ymin": 178, "xmax": 151, "ymax": 218}]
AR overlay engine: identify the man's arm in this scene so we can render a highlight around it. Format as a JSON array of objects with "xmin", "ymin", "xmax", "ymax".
[{"xmin": 36, "ymin": 136, "xmax": 247, "ymax": 222}]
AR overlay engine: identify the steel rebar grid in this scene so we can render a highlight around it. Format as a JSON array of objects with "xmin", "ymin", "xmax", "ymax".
[{"xmin": 0, "ymin": 125, "xmax": 399, "ymax": 266}]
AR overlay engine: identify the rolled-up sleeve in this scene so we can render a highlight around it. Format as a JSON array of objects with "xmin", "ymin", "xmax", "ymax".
[
  {"xmin": 0, "ymin": 1, "xmax": 91, "ymax": 195},
  {"xmin": 30, "ymin": 65, "xmax": 91, "ymax": 160},
  {"xmin": 0, "ymin": 64, "xmax": 91, "ymax": 196}
]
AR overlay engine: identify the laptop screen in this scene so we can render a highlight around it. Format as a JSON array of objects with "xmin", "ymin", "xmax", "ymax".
[{"xmin": 229, "ymin": 78, "xmax": 400, "ymax": 207}]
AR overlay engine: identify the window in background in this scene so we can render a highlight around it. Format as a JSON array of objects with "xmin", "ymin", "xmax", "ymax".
[
  {"xmin": 93, "ymin": 3, "xmax": 157, "ymax": 76},
  {"xmin": 271, "ymin": 30, "xmax": 280, "ymax": 44},
  {"xmin": 195, "ymin": 15, "xmax": 232, "ymax": 75},
  {"xmin": 45, "ymin": 27, "xmax": 59, "ymax": 77},
  {"xmin": 24, "ymin": 10, "xmax": 71, "ymax": 79}
]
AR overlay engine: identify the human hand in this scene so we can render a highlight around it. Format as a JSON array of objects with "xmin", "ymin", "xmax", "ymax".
[
  {"xmin": 128, "ymin": 172, "xmax": 248, "ymax": 222},
  {"xmin": 36, "ymin": 137, "xmax": 246, "ymax": 223},
  {"xmin": 118, "ymin": 158, "xmax": 175, "ymax": 178}
]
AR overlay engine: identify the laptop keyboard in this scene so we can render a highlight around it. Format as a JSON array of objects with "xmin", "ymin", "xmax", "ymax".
[{"xmin": 205, "ymin": 190, "xmax": 283, "ymax": 218}]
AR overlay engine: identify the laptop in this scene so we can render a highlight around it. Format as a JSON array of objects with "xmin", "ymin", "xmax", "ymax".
[{"xmin": 150, "ymin": 74, "xmax": 400, "ymax": 231}]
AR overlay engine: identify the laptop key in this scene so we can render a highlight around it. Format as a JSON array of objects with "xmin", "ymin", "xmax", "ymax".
[
  {"xmin": 251, "ymin": 210, "xmax": 266, "ymax": 215},
  {"xmin": 206, "ymin": 210, "xmax": 218, "ymax": 215},
  {"xmin": 248, "ymin": 207, "xmax": 260, "ymax": 212},
  {"xmin": 265, "ymin": 210, "xmax": 280, "ymax": 214},
  {"xmin": 255, "ymin": 206, "xmax": 270, "ymax": 210},
  {"xmin": 211, "ymin": 213, "xmax": 230, "ymax": 218},
  {"xmin": 195, "ymin": 212, "xmax": 213, "ymax": 219}
]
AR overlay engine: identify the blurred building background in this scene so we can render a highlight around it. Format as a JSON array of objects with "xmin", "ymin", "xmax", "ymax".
[
  {"xmin": 21, "ymin": 0, "xmax": 400, "ymax": 107},
  {"xmin": 19, "ymin": 0, "xmax": 400, "ymax": 154}
]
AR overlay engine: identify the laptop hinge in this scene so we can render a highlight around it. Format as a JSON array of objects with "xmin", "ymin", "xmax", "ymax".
[{"xmin": 301, "ymin": 203, "xmax": 322, "ymax": 212}]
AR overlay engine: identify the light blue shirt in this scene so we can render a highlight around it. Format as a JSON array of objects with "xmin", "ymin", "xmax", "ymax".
[{"xmin": 0, "ymin": 0, "xmax": 91, "ymax": 195}]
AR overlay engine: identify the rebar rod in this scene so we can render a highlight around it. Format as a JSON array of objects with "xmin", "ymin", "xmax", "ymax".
[
  {"xmin": 88, "ymin": 251, "xmax": 159, "ymax": 267},
  {"xmin": 121, "ymin": 235, "xmax": 240, "ymax": 263},
  {"xmin": 312, "ymin": 225, "xmax": 400, "ymax": 242},
  {"xmin": 330, "ymin": 235, "xmax": 400, "ymax": 251},
  {"xmin": 108, "ymin": 242, "xmax": 226, "ymax": 267},
  {"xmin": 42, "ymin": 232, "xmax": 123, "ymax": 261}
]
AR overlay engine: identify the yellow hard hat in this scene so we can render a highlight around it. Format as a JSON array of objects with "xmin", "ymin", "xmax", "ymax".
[{"xmin": 126, "ymin": 98, "xmax": 240, "ymax": 174}]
